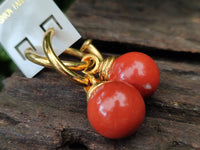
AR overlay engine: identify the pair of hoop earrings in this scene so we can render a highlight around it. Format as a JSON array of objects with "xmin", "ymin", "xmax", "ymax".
[{"xmin": 25, "ymin": 28, "xmax": 160, "ymax": 139}]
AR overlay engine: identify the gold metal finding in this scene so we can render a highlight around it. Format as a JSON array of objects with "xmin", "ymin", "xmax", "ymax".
[
  {"xmin": 80, "ymin": 39, "xmax": 104, "ymax": 61},
  {"xmin": 25, "ymin": 27, "xmax": 117, "ymax": 91},
  {"xmin": 98, "ymin": 56, "xmax": 116, "ymax": 80},
  {"xmin": 25, "ymin": 47, "xmax": 89, "ymax": 70},
  {"xmin": 43, "ymin": 28, "xmax": 91, "ymax": 86},
  {"xmin": 64, "ymin": 47, "xmax": 83, "ymax": 59},
  {"xmin": 81, "ymin": 54, "xmax": 100, "ymax": 74},
  {"xmin": 80, "ymin": 55, "xmax": 116, "ymax": 81},
  {"xmin": 86, "ymin": 81, "xmax": 106, "ymax": 101}
]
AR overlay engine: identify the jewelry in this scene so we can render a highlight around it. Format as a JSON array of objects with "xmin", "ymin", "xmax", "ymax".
[{"xmin": 25, "ymin": 28, "xmax": 160, "ymax": 139}]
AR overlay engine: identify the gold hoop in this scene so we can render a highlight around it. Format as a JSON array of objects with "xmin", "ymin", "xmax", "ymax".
[
  {"xmin": 80, "ymin": 39, "xmax": 103, "ymax": 61},
  {"xmin": 25, "ymin": 47, "xmax": 89, "ymax": 71},
  {"xmin": 43, "ymin": 28, "xmax": 92, "ymax": 86}
]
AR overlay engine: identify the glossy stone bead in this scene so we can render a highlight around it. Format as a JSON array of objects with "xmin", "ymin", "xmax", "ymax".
[
  {"xmin": 108, "ymin": 52, "xmax": 160, "ymax": 97},
  {"xmin": 87, "ymin": 81, "xmax": 145, "ymax": 139}
]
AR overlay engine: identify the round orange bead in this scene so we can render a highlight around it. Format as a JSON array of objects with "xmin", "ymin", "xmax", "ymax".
[
  {"xmin": 109, "ymin": 52, "xmax": 160, "ymax": 97},
  {"xmin": 87, "ymin": 81, "xmax": 145, "ymax": 139}
]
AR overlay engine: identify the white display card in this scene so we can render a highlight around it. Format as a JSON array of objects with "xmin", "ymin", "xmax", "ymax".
[{"xmin": 0, "ymin": 0, "xmax": 81, "ymax": 77}]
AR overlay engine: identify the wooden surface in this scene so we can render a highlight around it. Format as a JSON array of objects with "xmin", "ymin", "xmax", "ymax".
[
  {"xmin": 0, "ymin": 0, "xmax": 200, "ymax": 149},
  {"xmin": 67, "ymin": 0, "xmax": 200, "ymax": 54}
]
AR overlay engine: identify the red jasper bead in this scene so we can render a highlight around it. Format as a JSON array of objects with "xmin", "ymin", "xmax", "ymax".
[
  {"xmin": 108, "ymin": 52, "xmax": 160, "ymax": 97},
  {"xmin": 87, "ymin": 81, "xmax": 145, "ymax": 139}
]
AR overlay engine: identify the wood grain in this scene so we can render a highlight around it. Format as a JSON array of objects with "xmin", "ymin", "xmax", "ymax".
[{"xmin": 67, "ymin": 0, "xmax": 200, "ymax": 54}]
